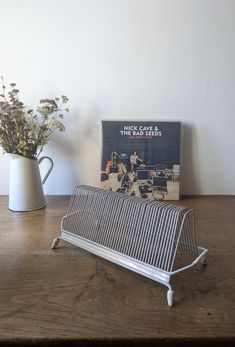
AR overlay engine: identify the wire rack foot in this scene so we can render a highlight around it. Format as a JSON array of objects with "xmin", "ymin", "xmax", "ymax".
[
  {"xmin": 167, "ymin": 289, "xmax": 174, "ymax": 307},
  {"xmin": 201, "ymin": 256, "xmax": 207, "ymax": 265},
  {"xmin": 51, "ymin": 237, "xmax": 60, "ymax": 249}
]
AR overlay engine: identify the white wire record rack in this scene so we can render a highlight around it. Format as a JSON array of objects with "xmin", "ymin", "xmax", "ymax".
[{"xmin": 52, "ymin": 185, "xmax": 208, "ymax": 306}]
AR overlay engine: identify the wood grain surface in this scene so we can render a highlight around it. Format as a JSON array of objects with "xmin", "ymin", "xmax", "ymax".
[{"xmin": 0, "ymin": 195, "xmax": 234, "ymax": 346}]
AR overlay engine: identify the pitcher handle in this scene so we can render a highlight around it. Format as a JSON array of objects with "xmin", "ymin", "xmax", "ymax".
[{"xmin": 38, "ymin": 156, "xmax": 54, "ymax": 185}]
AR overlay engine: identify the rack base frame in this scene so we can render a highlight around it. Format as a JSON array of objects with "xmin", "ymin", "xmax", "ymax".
[{"xmin": 52, "ymin": 228, "xmax": 208, "ymax": 307}]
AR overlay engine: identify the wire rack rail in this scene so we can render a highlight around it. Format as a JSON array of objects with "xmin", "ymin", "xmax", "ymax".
[{"xmin": 52, "ymin": 185, "xmax": 208, "ymax": 306}]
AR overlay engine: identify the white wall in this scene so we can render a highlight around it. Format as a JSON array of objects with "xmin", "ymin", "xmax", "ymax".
[{"xmin": 0, "ymin": 0, "xmax": 235, "ymax": 195}]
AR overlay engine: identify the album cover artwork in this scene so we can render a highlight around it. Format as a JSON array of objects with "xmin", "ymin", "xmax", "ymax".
[{"xmin": 101, "ymin": 121, "xmax": 182, "ymax": 200}]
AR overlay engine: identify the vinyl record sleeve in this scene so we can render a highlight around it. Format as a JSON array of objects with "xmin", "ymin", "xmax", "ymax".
[{"xmin": 101, "ymin": 121, "xmax": 182, "ymax": 201}]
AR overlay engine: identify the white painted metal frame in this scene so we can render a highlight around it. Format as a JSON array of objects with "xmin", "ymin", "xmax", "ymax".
[{"xmin": 52, "ymin": 185, "xmax": 208, "ymax": 307}]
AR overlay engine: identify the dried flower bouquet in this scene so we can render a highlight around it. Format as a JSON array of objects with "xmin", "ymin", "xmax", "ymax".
[{"xmin": 0, "ymin": 77, "xmax": 69, "ymax": 159}]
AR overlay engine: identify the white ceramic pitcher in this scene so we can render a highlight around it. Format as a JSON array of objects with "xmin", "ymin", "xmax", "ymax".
[{"xmin": 8, "ymin": 154, "xmax": 53, "ymax": 211}]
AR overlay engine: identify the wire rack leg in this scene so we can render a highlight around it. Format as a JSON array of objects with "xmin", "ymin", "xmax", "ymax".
[
  {"xmin": 200, "ymin": 256, "xmax": 207, "ymax": 265},
  {"xmin": 51, "ymin": 237, "xmax": 60, "ymax": 249},
  {"xmin": 167, "ymin": 289, "xmax": 174, "ymax": 307}
]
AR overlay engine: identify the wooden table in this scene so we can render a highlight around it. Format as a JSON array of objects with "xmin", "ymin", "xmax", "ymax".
[{"xmin": 0, "ymin": 196, "xmax": 234, "ymax": 346}]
